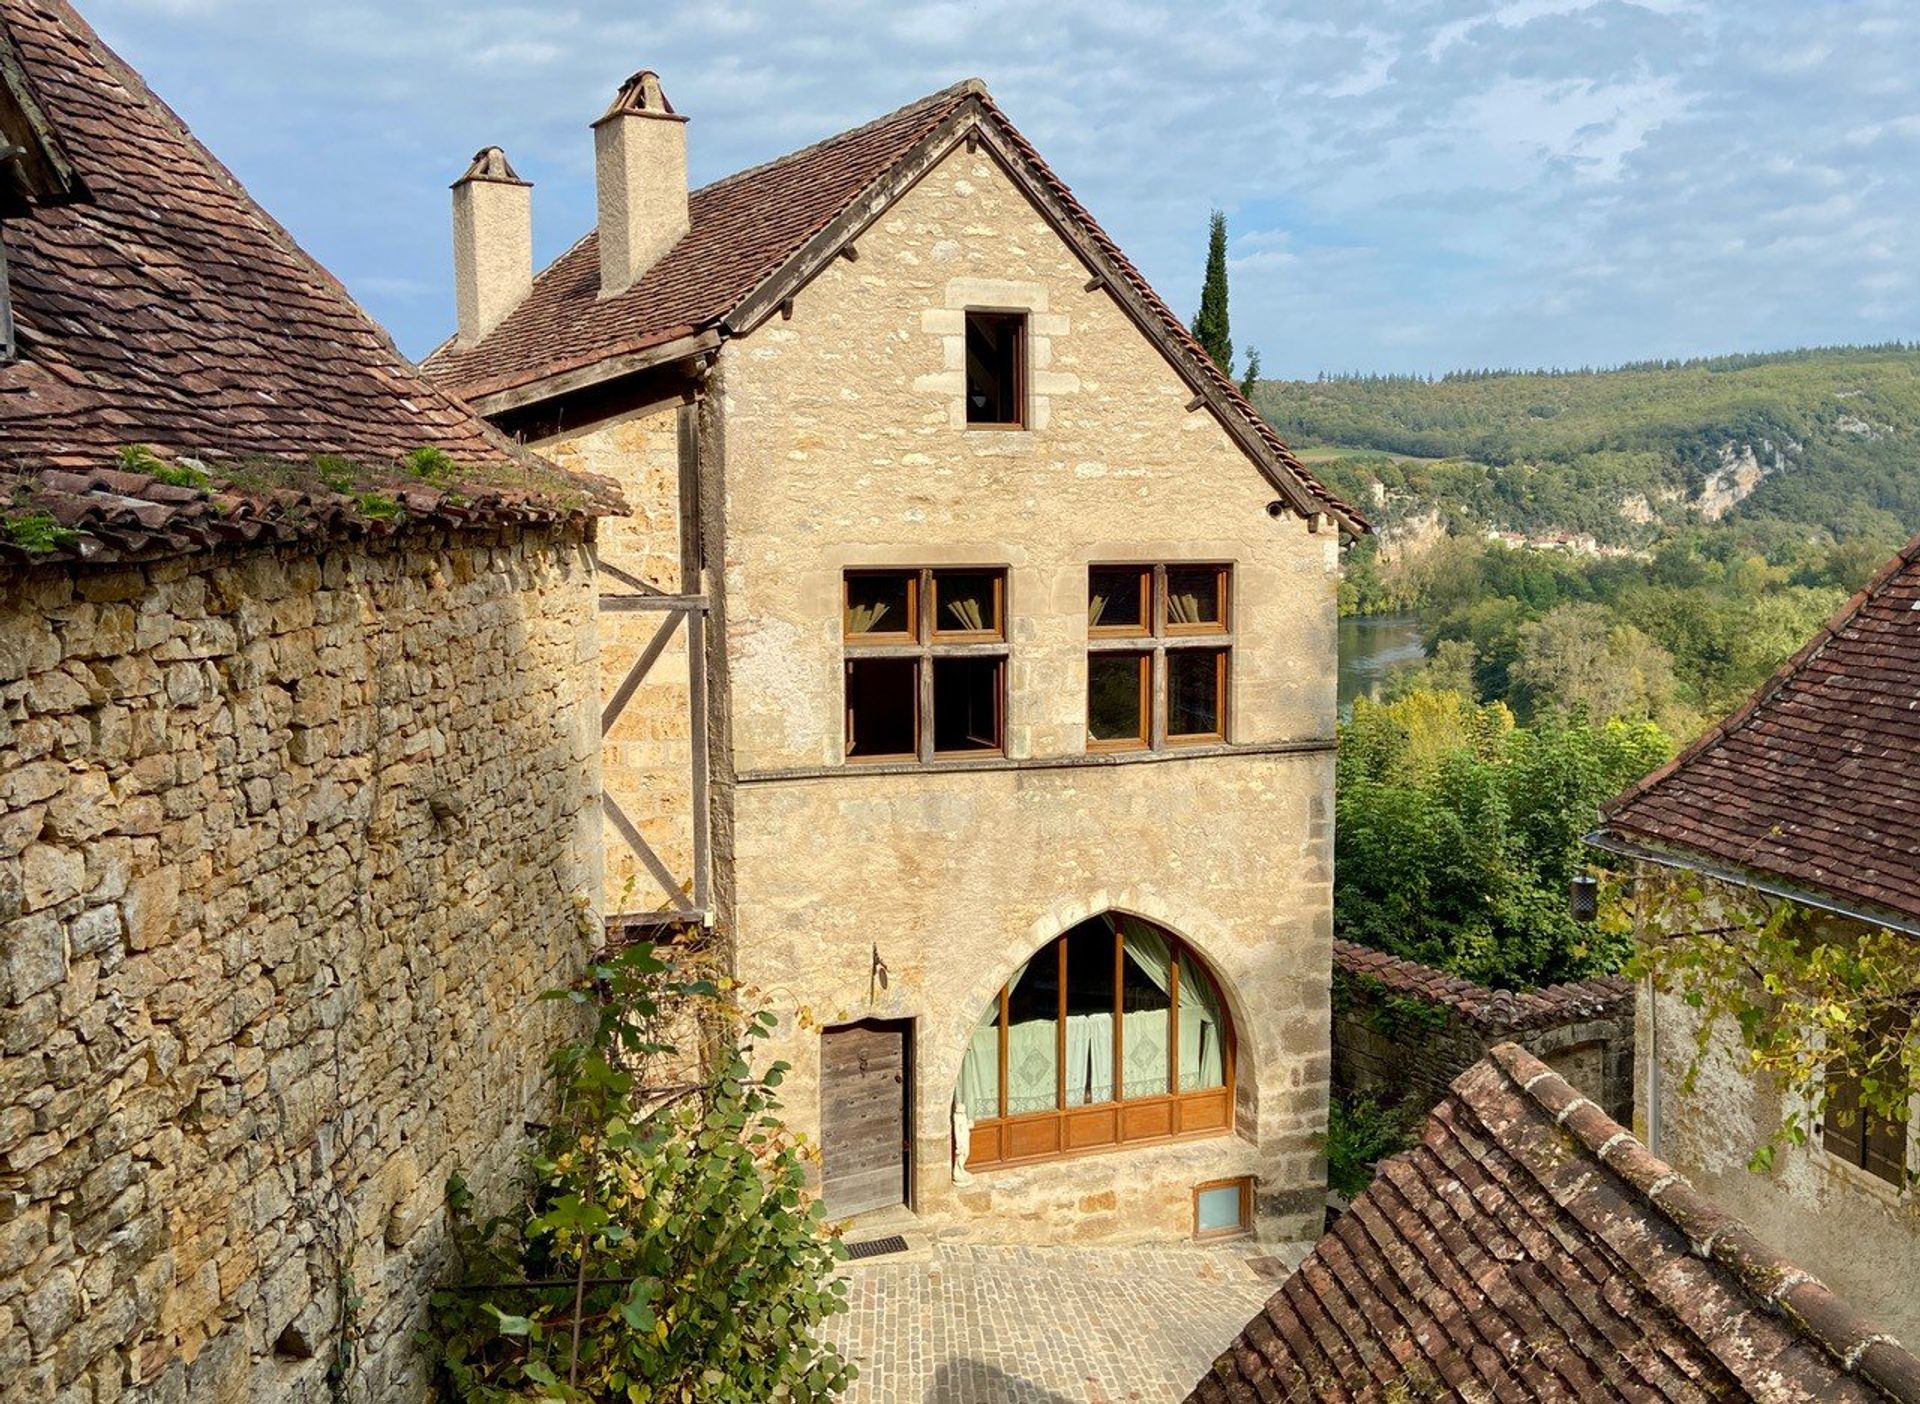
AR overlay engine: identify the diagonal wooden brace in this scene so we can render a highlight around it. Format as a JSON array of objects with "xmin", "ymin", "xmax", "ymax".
[
  {"xmin": 601, "ymin": 609, "xmax": 683, "ymax": 735},
  {"xmin": 603, "ymin": 792, "xmax": 695, "ymax": 912}
]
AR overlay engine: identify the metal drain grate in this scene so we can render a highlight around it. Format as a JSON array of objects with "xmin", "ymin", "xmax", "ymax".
[{"xmin": 844, "ymin": 1234, "xmax": 910, "ymax": 1261}]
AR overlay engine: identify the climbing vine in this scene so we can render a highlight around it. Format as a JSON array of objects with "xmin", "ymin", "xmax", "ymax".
[{"xmin": 1609, "ymin": 866, "xmax": 1919, "ymax": 1175}]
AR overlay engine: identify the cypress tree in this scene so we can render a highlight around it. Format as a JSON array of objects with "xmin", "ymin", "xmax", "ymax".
[
  {"xmin": 1191, "ymin": 209, "xmax": 1232, "ymax": 374},
  {"xmin": 1239, "ymin": 347, "xmax": 1261, "ymax": 400}
]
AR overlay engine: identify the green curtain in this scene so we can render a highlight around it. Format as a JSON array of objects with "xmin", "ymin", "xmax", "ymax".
[
  {"xmin": 1119, "ymin": 920, "xmax": 1173, "ymax": 1098},
  {"xmin": 1179, "ymin": 956, "xmax": 1226, "ymax": 1090}
]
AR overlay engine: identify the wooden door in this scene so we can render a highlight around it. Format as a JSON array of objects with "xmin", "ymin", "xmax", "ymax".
[{"xmin": 820, "ymin": 1020, "xmax": 910, "ymax": 1216}]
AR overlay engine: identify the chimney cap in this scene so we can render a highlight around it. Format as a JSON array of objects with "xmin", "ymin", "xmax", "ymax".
[
  {"xmin": 594, "ymin": 70, "xmax": 689, "ymax": 126},
  {"xmin": 452, "ymin": 145, "xmax": 531, "ymax": 189}
]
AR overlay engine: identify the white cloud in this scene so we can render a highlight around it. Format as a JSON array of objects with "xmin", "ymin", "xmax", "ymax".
[{"xmin": 77, "ymin": 0, "xmax": 1920, "ymax": 375}]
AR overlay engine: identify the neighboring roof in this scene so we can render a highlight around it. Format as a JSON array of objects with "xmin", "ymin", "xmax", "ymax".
[
  {"xmin": 421, "ymin": 80, "xmax": 1365, "ymax": 535},
  {"xmin": 1333, "ymin": 939, "xmax": 1631, "ymax": 1034},
  {"xmin": 1595, "ymin": 531, "xmax": 1920, "ymax": 932},
  {"xmin": 0, "ymin": 0, "xmax": 616, "ymax": 568},
  {"xmin": 1191, "ymin": 1044, "xmax": 1920, "ymax": 1404}
]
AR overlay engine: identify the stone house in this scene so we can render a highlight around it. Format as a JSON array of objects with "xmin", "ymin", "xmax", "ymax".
[
  {"xmin": 1591, "ymin": 532, "xmax": 1920, "ymax": 1343},
  {"xmin": 424, "ymin": 74, "xmax": 1367, "ymax": 1245},
  {"xmin": 1189, "ymin": 1044, "xmax": 1920, "ymax": 1402},
  {"xmin": 0, "ymin": 1, "xmax": 616, "ymax": 1397}
]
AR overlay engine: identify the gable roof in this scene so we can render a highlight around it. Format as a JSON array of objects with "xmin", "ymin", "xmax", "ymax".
[
  {"xmin": 0, "ymin": 0, "xmax": 615, "ymax": 567},
  {"xmin": 421, "ymin": 80, "xmax": 1365, "ymax": 536},
  {"xmin": 1594, "ymin": 531, "xmax": 1920, "ymax": 932},
  {"xmin": 1190, "ymin": 1044, "xmax": 1920, "ymax": 1404}
]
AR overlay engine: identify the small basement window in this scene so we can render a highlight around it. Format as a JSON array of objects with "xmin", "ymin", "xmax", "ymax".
[
  {"xmin": 965, "ymin": 310, "xmax": 1026, "ymax": 427},
  {"xmin": 1193, "ymin": 1177, "xmax": 1253, "ymax": 1240}
]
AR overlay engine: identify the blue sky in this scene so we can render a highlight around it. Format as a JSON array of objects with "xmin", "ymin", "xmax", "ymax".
[{"xmin": 85, "ymin": 0, "xmax": 1920, "ymax": 378}]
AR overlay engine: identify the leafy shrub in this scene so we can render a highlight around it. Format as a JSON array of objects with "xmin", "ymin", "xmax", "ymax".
[
  {"xmin": 1336, "ymin": 690, "xmax": 1670, "ymax": 987},
  {"xmin": 1323, "ymin": 1094, "xmax": 1415, "ymax": 1200},
  {"xmin": 425, "ymin": 942, "xmax": 854, "ymax": 1402}
]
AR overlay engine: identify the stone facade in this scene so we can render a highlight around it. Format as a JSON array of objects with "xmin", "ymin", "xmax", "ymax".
[
  {"xmin": 1331, "ymin": 941, "xmax": 1634, "ymax": 1127},
  {"xmin": 1639, "ymin": 883, "xmax": 1920, "ymax": 1343},
  {"xmin": 713, "ymin": 144, "xmax": 1338, "ymax": 1245},
  {"xmin": 469, "ymin": 139, "xmax": 1344, "ymax": 1247},
  {"xmin": 0, "ymin": 529, "xmax": 602, "ymax": 1400}
]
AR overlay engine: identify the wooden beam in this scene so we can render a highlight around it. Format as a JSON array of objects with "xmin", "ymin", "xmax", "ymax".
[
  {"xmin": 599, "ymin": 593, "xmax": 709, "ymax": 612},
  {"xmin": 466, "ymin": 329, "xmax": 721, "ymax": 419},
  {"xmin": 598, "ymin": 560, "xmax": 663, "ymax": 594},
  {"xmin": 1185, "ymin": 393, "xmax": 1206, "ymax": 412},
  {"xmin": 601, "ymin": 610, "xmax": 684, "ymax": 734},
  {"xmin": 603, "ymin": 794, "xmax": 696, "ymax": 912},
  {"xmin": 687, "ymin": 608, "xmax": 712, "ymax": 913},
  {"xmin": 840, "ymin": 244, "xmax": 859, "ymax": 262},
  {"xmin": 1083, "ymin": 275, "xmax": 1105, "ymax": 293}
]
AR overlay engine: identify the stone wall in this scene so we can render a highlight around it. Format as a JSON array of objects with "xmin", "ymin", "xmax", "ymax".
[
  {"xmin": 1639, "ymin": 883, "xmax": 1920, "ymax": 1342},
  {"xmin": 714, "ymin": 142, "xmax": 1341, "ymax": 1246},
  {"xmin": 1331, "ymin": 941, "xmax": 1634, "ymax": 1126},
  {"xmin": 0, "ymin": 528, "xmax": 602, "ymax": 1401}
]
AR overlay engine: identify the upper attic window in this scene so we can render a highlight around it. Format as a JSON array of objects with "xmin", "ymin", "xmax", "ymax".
[{"xmin": 965, "ymin": 310, "xmax": 1026, "ymax": 427}]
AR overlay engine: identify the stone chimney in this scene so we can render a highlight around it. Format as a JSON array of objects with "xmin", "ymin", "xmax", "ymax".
[
  {"xmin": 593, "ymin": 71, "xmax": 689, "ymax": 298},
  {"xmin": 450, "ymin": 146, "xmax": 532, "ymax": 345}
]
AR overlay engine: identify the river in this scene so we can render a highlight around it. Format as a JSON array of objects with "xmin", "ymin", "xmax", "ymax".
[{"xmin": 1337, "ymin": 612, "xmax": 1426, "ymax": 716}]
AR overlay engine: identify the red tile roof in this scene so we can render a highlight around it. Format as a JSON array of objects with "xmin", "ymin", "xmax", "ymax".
[
  {"xmin": 0, "ymin": 0, "xmax": 616, "ymax": 567},
  {"xmin": 1597, "ymin": 531, "xmax": 1920, "ymax": 929},
  {"xmin": 1191, "ymin": 1044, "xmax": 1920, "ymax": 1404},
  {"xmin": 421, "ymin": 80, "xmax": 1363, "ymax": 533},
  {"xmin": 1334, "ymin": 939, "xmax": 1631, "ymax": 1033}
]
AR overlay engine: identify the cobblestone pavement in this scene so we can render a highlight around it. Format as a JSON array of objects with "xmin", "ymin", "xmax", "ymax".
[{"xmin": 822, "ymin": 1242, "xmax": 1291, "ymax": 1403}]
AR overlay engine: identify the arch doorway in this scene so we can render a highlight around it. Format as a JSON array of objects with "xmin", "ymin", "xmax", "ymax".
[{"xmin": 956, "ymin": 913, "xmax": 1234, "ymax": 1169}]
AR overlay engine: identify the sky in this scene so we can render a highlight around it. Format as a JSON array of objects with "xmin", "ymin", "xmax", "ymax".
[{"xmin": 81, "ymin": 0, "xmax": 1920, "ymax": 378}]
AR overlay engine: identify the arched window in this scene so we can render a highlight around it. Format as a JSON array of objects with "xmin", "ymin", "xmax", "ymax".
[{"xmin": 956, "ymin": 914, "xmax": 1234, "ymax": 1169}]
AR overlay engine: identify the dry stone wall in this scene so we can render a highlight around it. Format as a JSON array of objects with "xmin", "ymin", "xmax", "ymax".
[
  {"xmin": 1331, "ymin": 941, "xmax": 1633, "ymax": 1127},
  {"xmin": 0, "ymin": 528, "xmax": 602, "ymax": 1402}
]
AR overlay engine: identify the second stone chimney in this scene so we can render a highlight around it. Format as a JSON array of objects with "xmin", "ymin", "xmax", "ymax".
[
  {"xmin": 450, "ymin": 147, "xmax": 532, "ymax": 345},
  {"xmin": 593, "ymin": 71, "xmax": 689, "ymax": 298}
]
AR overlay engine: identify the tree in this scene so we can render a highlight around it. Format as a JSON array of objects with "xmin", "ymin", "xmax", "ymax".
[
  {"xmin": 1511, "ymin": 602, "xmax": 1681, "ymax": 727},
  {"xmin": 1336, "ymin": 690, "xmax": 1672, "ymax": 988},
  {"xmin": 426, "ymin": 942, "xmax": 854, "ymax": 1401},
  {"xmin": 1191, "ymin": 209, "xmax": 1232, "ymax": 374},
  {"xmin": 1239, "ymin": 347, "xmax": 1261, "ymax": 400}
]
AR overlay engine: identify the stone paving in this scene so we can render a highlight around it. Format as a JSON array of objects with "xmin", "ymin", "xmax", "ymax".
[{"xmin": 822, "ymin": 1242, "xmax": 1294, "ymax": 1403}]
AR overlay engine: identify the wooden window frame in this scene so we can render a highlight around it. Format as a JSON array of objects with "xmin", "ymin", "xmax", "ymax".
[
  {"xmin": 1821, "ymin": 1013, "xmax": 1913, "ymax": 1190},
  {"xmin": 1086, "ymin": 563, "xmax": 1233, "ymax": 753},
  {"xmin": 844, "ymin": 566, "xmax": 1009, "ymax": 765},
  {"xmin": 963, "ymin": 308, "xmax": 1028, "ymax": 431},
  {"xmin": 963, "ymin": 918, "xmax": 1236, "ymax": 1172},
  {"xmin": 1192, "ymin": 1176, "xmax": 1255, "ymax": 1241},
  {"xmin": 1086, "ymin": 650, "xmax": 1152, "ymax": 753}
]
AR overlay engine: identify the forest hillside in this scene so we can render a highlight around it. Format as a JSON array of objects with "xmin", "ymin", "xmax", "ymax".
[{"xmin": 1255, "ymin": 343, "xmax": 1920, "ymax": 548}]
